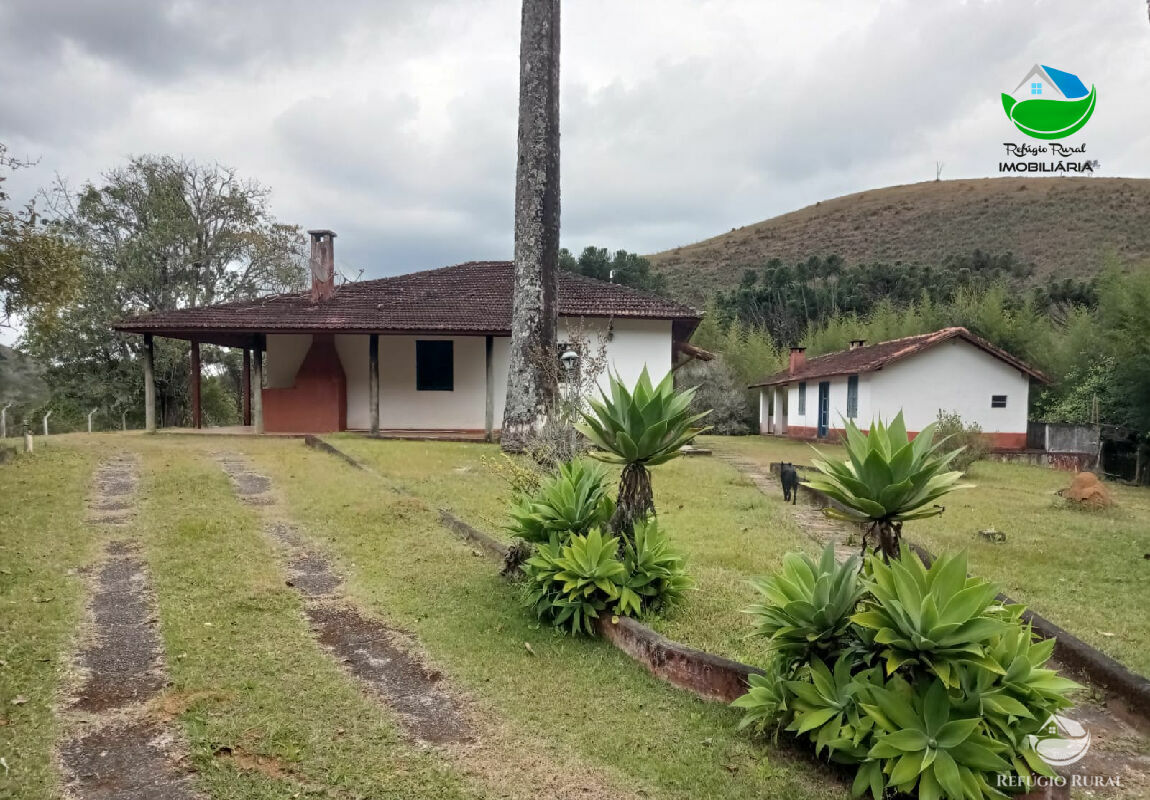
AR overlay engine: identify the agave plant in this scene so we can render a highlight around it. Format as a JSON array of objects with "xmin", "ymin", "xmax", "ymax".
[
  {"xmin": 852, "ymin": 549, "xmax": 1009, "ymax": 687},
  {"xmin": 859, "ymin": 677, "xmax": 1011, "ymax": 800},
  {"xmin": 576, "ymin": 367, "xmax": 711, "ymax": 539},
  {"xmin": 507, "ymin": 458, "xmax": 613, "ymax": 544},
  {"xmin": 951, "ymin": 620, "xmax": 1080, "ymax": 780},
  {"xmin": 617, "ymin": 518, "xmax": 692, "ymax": 616},
  {"xmin": 520, "ymin": 528, "xmax": 626, "ymax": 635},
  {"xmin": 805, "ymin": 412, "xmax": 969, "ymax": 559},
  {"xmin": 745, "ymin": 546, "xmax": 864, "ymax": 663},
  {"xmin": 786, "ymin": 655, "xmax": 879, "ymax": 761}
]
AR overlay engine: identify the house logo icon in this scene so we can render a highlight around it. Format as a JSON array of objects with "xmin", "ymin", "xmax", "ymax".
[{"xmin": 1001, "ymin": 65, "xmax": 1096, "ymax": 140}]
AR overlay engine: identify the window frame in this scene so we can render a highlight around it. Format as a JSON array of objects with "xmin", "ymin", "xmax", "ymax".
[
  {"xmin": 991, "ymin": 394, "xmax": 1008, "ymax": 409},
  {"xmin": 415, "ymin": 339, "xmax": 454, "ymax": 392},
  {"xmin": 846, "ymin": 374, "xmax": 859, "ymax": 419}
]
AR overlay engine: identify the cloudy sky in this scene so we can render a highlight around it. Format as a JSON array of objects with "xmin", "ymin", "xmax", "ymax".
[{"xmin": 2, "ymin": 0, "xmax": 1148, "ymax": 283}]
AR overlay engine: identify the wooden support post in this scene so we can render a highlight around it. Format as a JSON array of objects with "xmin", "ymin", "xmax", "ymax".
[
  {"xmin": 485, "ymin": 335, "xmax": 495, "ymax": 442},
  {"xmin": 242, "ymin": 348, "xmax": 252, "ymax": 427},
  {"xmin": 190, "ymin": 340, "xmax": 202, "ymax": 429},
  {"xmin": 143, "ymin": 334, "xmax": 156, "ymax": 433},
  {"xmin": 369, "ymin": 334, "xmax": 380, "ymax": 436},
  {"xmin": 252, "ymin": 337, "xmax": 264, "ymax": 434}
]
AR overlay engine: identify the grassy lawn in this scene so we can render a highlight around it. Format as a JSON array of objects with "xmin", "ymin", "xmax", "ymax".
[
  {"xmin": 3, "ymin": 433, "xmax": 844, "ymax": 800},
  {"xmin": 249, "ymin": 436, "xmax": 844, "ymax": 800},
  {"xmin": 0, "ymin": 445, "xmax": 98, "ymax": 799},
  {"xmin": 329, "ymin": 435, "xmax": 819, "ymax": 664},
  {"xmin": 10, "ymin": 429, "xmax": 1144, "ymax": 799},
  {"xmin": 711, "ymin": 434, "xmax": 1150, "ymax": 677}
]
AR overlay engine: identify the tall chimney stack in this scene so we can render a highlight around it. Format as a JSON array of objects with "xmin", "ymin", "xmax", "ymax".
[
  {"xmin": 788, "ymin": 346, "xmax": 806, "ymax": 375},
  {"xmin": 308, "ymin": 229, "xmax": 337, "ymax": 302}
]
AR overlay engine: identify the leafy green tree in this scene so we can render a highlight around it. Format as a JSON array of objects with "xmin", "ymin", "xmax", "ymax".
[
  {"xmin": 559, "ymin": 246, "xmax": 667, "ymax": 294},
  {"xmin": 22, "ymin": 155, "xmax": 306, "ymax": 427},
  {"xmin": 0, "ymin": 143, "xmax": 83, "ymax": 328}
]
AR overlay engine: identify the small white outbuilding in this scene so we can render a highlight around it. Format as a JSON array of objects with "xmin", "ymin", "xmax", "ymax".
[{"xmin": 750, "ymin": 327, "xmax": 1050, "ymax": 451}]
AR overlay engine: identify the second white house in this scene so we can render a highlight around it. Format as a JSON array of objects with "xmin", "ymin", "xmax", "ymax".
[{"xmin": 750, "ymin": 328, "xmax": 1050, "ymax": 450}]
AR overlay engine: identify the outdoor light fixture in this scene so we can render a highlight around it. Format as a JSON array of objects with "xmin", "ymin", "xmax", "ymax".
[{"xmin": 560, "ymin": 349, "xmax": 579, "ymax": 370}]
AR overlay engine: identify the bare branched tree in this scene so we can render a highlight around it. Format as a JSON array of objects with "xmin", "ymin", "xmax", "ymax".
[{"xmin": 502, "ymin": 0, "xmax": 561, "ymax": 452}]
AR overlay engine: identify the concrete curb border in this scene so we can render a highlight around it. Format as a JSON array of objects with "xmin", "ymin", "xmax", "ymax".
[
  {"xmin": 434, "ymin": 508, "xmax": 762, "ymax": 702},
  {"xmin": 303, "ymin": 435, "xmax": 368, "ymax": 470},
  {"xmin": 766, "ymin": 461, "xmax": 1150, "ymax": 723}
]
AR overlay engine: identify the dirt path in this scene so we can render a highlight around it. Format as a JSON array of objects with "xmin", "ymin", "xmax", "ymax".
[
  {"xmin": 58, "ymin": 455, "xmax": 201, "ymax": 800},
  {"xmin": 714, "ymin": 447, "xmax": 1150, "ymax": 797},
  {"xmin": 716, "ymin": 453, "xmax": 860, "ymax": 563},
  {"xmin": 215, "ymin": 451, "xmax": 643, "ymax": 800}
]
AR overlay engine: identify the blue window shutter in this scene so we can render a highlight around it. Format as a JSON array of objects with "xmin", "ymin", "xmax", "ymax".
[{"xmin": 847, "ymin": 375, "xmax": 859, "ymax": 418}]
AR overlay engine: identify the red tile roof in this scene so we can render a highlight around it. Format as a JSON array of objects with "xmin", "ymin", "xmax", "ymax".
[
  {"xmin": 750, "ymin": 327, "xmax": 1050, "ymax": 387},
  {"xmin": 113, "ymin": 261, "xmax": 700, "ymax": 344}
]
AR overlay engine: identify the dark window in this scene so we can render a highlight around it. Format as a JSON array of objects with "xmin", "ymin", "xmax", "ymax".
[
  {"xmin": 991, "ymin": 395, "xmax": 1007, "ymax": 408},
  {"xmin": 798, "ymin": 382, "xmax": 807, "ymax": 415},
  {"xmin": 847, "ymin": 375, "xmax": 859, "ymax": 418},
  {"xmin": 416, "ymin": 340, "xmax": 454, "ymax": 391}
]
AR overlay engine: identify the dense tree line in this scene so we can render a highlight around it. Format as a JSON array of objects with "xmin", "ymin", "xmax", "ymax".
[
  {"xmin": 714, "ymin": 251, "xmax": 1096, "ymax": 345},
  {"xmin": 559, "ymin": 246, "xmax": 666, "ymax": 294}
]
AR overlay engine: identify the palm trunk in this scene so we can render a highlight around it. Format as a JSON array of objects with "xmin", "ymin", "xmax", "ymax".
[
  {"xmin": 502, "ymin": 0, "xmax": 561, "ymax": 453},
  {"xmin": 610, "ymin": 462, "xmax": 655, "ymax": 542}
]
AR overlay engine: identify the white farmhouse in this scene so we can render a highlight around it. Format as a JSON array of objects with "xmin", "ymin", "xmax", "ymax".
[
  {"xmin": 751, "ymin": 328, "xmax": 1049, "ymax": 451},
  {"xmin": 115, "ymin": 230, "xmax": 702, "ymax": 436}
]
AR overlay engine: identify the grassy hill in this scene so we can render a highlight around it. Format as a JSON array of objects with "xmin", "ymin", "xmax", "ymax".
[{"xmin": 648, "ymin": 178, "xmax": 1150, "ymax": 304}]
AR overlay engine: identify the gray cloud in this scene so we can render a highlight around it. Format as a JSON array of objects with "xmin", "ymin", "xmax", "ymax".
[{"xmin": 0, "ymin": 0, "xmax": 1146, "ymax": 298}]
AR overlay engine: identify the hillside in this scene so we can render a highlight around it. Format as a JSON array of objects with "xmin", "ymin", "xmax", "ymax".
[{"xmin": 648, "ymin": 178, "xmax": 1150, "ymax": 304}]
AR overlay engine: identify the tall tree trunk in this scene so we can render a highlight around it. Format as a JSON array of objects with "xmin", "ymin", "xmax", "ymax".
[{"xmin": 502, "ymin": 0, "xmax": 561, "ymax": 453}]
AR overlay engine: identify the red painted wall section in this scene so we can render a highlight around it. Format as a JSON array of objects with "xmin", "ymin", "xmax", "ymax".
[
  {"xmin": 263, "ymin": 335, "xmax": 347, "ymax": 433},
  {"xmin": 766, "ymin": 427, "xmax": 1028, "ymax": 452}
]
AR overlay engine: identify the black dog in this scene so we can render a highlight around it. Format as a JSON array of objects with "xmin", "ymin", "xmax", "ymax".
[{"xmin": 780, "ymin": 462, "xmax": 799, "ymax": 505}]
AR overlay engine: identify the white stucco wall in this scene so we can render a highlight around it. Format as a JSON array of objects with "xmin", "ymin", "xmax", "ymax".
[
  {"xmin": 559, "ymin": 317, "xmax": 673, "ymax": 397},
  {"xmin": 763, "ymin": 341, "xmax": 1030, "ymax": 437},
  {"xmin": 263, "ymin": 317, "xmax": 674, "ymax": 431},
  {"xmin": 870, "ymin": 339, "xmax": 1030, "ymax": 433},
  {"xmin": 770, "ymin": 373, "xmax": 870, "ymax": 433},
  {"xmin": 265, "ymin": 334, "xmax": 314, "ymax": 388}
]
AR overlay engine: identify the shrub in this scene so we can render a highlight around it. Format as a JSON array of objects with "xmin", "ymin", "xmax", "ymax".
[
  {"xmin": 935, "ymin": 410, "xmax": 990, "ymax": 473},
  {"xmin": 676, "ymin": 355, "xmax": 752, "ymax": 434},
  {"xmin": 520, "ymin": 519, "xmax": 690, "ymax": 635},
  {"xmin": 506, "ymin": 458, "xmax": 613, "ymax": 544},
  {"xmin": 734, "ymin": 546, "xmax": 1080, "ymax": 800}
]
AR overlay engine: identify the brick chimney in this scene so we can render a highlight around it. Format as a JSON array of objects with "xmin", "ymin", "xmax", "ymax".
[
  {"xmin": 849, "ymin": 339, "xmax": 866, "ymax": 350},
  {"xmin": 308, "ymin": 229, "xmax": 337, "ymax": 302},
  {"xmin": 788, "ymin": 346, "xmax": 806, "ymax": 375}
]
